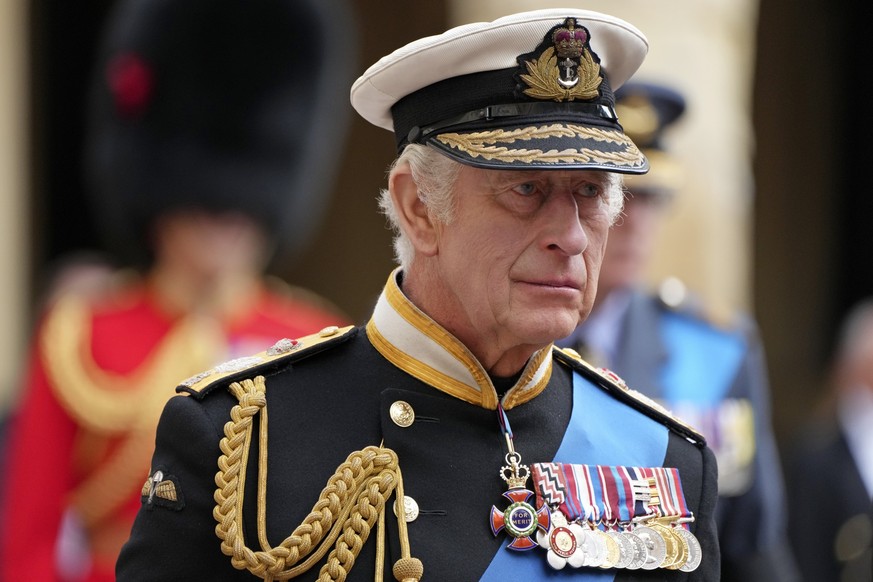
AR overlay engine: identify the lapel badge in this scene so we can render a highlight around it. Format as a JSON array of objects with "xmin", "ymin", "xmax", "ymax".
[{"xmin": 518, "ymin": 17, "xmax": 603, "ymax": 102}]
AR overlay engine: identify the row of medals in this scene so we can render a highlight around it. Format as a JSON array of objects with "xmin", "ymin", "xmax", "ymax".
[{"xmin": 537, "ymin": 510, "xmax": 702, "ymax": 572}]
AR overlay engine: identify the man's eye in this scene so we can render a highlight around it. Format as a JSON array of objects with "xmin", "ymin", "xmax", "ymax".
[
  {"xmin": 578, "ymin": 183, "xmax": 601, "ymax": 198},
  {"xmin": 512, "ymin": 183, "xmax": 537, "ymax": 196}
]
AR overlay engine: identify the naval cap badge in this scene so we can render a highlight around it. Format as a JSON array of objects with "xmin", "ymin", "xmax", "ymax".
[{"xmin": 518, "ymin": 17, "xmax": 603, "ymax": 102}]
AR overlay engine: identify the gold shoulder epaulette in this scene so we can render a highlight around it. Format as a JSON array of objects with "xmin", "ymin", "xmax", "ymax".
[
  {"xmin": 176, "ymin": 325, "xmax": 356, "ymax": 399},
  {"xmin": 554, "ymin": 346, "xmax": 707, "ymax": 446}
]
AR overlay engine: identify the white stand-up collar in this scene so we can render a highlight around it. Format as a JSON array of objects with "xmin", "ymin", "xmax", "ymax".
[{"xmin": 366, "ymin": 268, "xmax": 553, "ymax": 410}]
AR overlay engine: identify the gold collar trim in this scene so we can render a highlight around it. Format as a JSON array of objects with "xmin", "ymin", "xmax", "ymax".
[{"xmin": 366, "ymin": 269, "xmax": 552, "ymax": 410}]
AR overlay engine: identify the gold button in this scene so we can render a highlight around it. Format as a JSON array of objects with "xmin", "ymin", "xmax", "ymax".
[
  {"xmin": 389, "ymin": 400, "xmax": 415, "ymax": 427},
  {"xmin": 318, "ymin": 325, "xmax": 339, "ymax": 337},
  {"xmin": 394, "ymin": 495, "xmax": 420, "ymax": 522}
]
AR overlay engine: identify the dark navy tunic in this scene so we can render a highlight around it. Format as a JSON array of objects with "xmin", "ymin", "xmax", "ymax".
[{"xmin": 117, "ymin": 325, "xmax": 719, "ymax": 581}]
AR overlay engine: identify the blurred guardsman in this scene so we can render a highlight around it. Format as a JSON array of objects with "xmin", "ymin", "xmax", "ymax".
[
  {"xmin": 558, "ymin": 81, "xmax": 798, "ymax": 581},
  {"xmin": 787, "ymin": 299, "xmax": 873, "ymax": 582},
  {"xmin": 0, "ymin": 0, "xmax": 353, "ymax": 580},
  {"xmin": 116, "ymin": 9, "xmax": 720, "ymax": 580}
]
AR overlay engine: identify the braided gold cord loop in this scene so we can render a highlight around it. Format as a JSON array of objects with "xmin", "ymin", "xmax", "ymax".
[
  {"xmin": 213, "ymin": 376, "xmax": 414, "ymax": 580},
  {"xmin": 318, "ymin": 473, "xmax": 395, "ymax": 581}
]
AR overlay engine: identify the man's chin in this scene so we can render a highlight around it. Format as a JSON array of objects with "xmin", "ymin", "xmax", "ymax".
[{"xmin": 515, "ymin": 313, "xmax": 580, "ymax": 346}]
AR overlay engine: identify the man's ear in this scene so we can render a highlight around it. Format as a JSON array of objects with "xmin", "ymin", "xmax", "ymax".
[{"xmin": 389, "ymin": 163, "xmax": 439, "ymax": 256}]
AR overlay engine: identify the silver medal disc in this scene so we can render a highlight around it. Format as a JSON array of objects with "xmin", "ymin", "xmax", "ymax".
[
  {"xmin": 623, "ymin": 530, "xmax": 649, "ymax": 570},
  {"xmin": 634, "ymin": 525, "xmax": 667, "ymax": 570},
  {"xmin": 676, "ymin": 528, "xmax": 702, "ymax": 572},
  {"xmin": 606, "ymin": 530, "xmax": 635, "ymax": 569},
  {"xmin": 585, "ymin": 527, "xmax": 608, "ymax": 567},
  {"xmin": 596, "ymin": 529, "xmax": 621, "ymax": 569}
]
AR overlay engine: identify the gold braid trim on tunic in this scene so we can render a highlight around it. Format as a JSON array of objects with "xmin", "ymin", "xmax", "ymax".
[
  {"xmin": 41, "ymin": 294, "xmax": 220, "ymax": 528},
  {"xmin": 213, "ymin": 376, "xmax": 422, "ymax": 581}
]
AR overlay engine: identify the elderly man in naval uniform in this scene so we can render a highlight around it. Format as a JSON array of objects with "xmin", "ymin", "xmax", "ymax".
[{"xmin": 117, "ymin": 8, "xmax": 720, "ymax": 581}]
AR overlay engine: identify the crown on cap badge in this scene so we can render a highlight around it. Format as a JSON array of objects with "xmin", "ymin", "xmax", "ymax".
[
  {"xmin": 553, "ymin": 20, "xmax": 586, "ymax": 60},
  {"xmin": 519, "ymin": 18, "xmax": 602, "ymax": 102}
]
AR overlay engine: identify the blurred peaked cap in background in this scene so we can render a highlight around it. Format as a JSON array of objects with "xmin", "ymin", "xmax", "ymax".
[
  {"xmin": 614, "ymin": 81, "xmax": 686, "ymax": 151},
  {"xmin": 350, "ymin": 9, "xmax": 651, "ymax": 174},
  {"xmin": 615, "ymin": 81, "xmax": 687, "ymax": 199},
  {"xmin": 84, "ymin": 0, "xmax": 357, "ymax": 266}
]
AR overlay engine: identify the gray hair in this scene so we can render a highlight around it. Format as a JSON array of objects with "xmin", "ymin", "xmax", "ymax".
[
  {"xmin": 379, "ymin": 144, "xmax": 625, "ymax": 269},
  {"xmin": 379, "ymin": 145, "xmax": 463, "ymax": 269}
]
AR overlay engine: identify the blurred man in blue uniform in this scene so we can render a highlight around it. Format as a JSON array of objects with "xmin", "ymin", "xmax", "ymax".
[{"xmin": 559, "ymin": 81, "xmax": 799, "ymax": 581}]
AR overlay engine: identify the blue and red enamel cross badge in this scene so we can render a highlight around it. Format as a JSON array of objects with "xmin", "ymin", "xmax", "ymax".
[{"xmin": 490, "ymin": 460, "xmax": 550, "ymax": 550}]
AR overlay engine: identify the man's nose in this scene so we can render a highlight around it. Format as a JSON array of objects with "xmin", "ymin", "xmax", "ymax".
[{"xmin": 541, "ymin": 192, "xmax": 588, "ymax": 256}]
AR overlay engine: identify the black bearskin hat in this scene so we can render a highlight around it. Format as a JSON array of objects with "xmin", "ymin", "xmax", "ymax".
[{"xmin": 84, "ymin": 0, "xmax": 356, "ymax": 265}]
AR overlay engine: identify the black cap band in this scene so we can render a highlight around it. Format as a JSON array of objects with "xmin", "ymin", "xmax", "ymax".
[{"xmin": 403, "ymin": 101, "xmax": 619, "ymax": 148}]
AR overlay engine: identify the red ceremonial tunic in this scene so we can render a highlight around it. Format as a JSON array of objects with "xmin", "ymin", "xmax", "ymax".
[{"xmin": 0, "ymin": 277, "xmax": 347, "ymax": 582}]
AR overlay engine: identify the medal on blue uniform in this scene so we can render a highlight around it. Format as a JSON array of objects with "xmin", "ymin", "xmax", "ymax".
[{"xmin": 489, "ymin": 403, "xmax": 550, "ymax": 550}]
